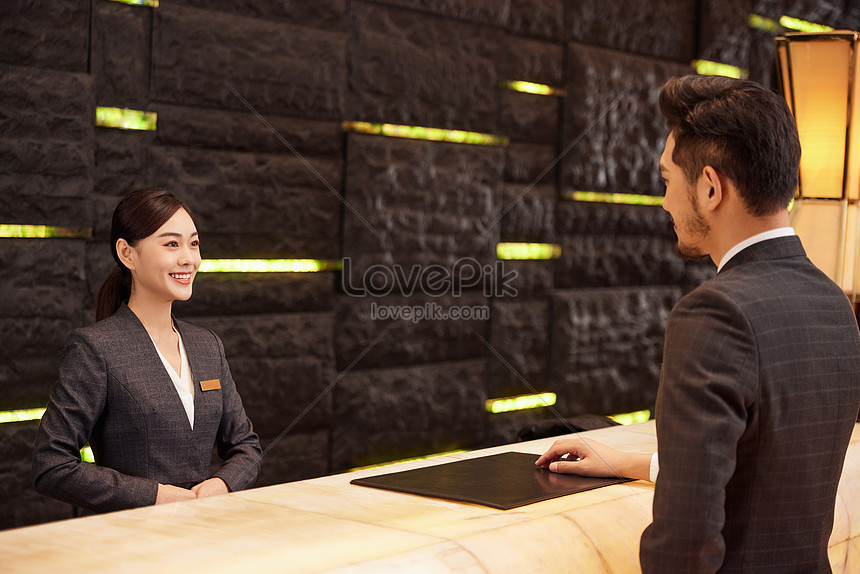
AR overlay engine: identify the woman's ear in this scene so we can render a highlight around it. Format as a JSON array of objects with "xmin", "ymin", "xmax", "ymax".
[{"xmin": 116, "ymin": 238, "xmax": 136, "ymax": 271}]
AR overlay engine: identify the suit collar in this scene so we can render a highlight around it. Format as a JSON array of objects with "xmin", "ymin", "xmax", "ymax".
[
  {"xmin": 719, "ymin": 235, "xmax": 806, "ymax": 273},
  {"xmin": 115, "ymin": 302, "xmax": 203, "ymax": 427}
]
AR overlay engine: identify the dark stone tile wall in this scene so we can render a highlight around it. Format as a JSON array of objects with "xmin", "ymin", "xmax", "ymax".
[
  {"xmin": 564, "ymin": 0, "xmax": 698, "ymax": 62},
  {"xmin": 348, "ymin": 1, "xmax": 501, "ymax": 132},
  {"xmin": 562, "ymin": 44, "xmax": 692, "ymax": 195},
  {"xmin": 550, "ymin": 287, "xmax": 682, "ymax": 416},
  {"xmin": 331, "ymin": 359, "xmax": 487, "ymax": 470},
  {"xmin": 0, "ymin": 0, "xmax": 835, "ymax": 529}
]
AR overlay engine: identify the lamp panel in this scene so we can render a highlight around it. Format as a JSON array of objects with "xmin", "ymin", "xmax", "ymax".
[
  {"xmin": 789, "ymin": 40, "xmax": 850, "ymax": 199},
  {"xmin": 791, "ymin": 200, "xmax": 843, "ymax": 281},
  {"xmin": 849, "ymin": 45, "xmax": 860, "ymax": 201},
  {"xmin": 777, "ymin": 42, "xmax": 792, "ymax": 115},
  {"xmin": 844, "ymin": 203, "xmax": 859, "ymax": 294}
]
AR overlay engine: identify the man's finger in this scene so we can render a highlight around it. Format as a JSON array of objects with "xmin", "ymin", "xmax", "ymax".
[{"xmin": 548, "ymin": 460, "xmax": 582, "ymax": 474}]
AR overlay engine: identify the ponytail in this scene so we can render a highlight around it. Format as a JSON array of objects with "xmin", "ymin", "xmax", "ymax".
[{"xmin": 95, "ymin": 265, "xmax": 132, "ymax": 322}]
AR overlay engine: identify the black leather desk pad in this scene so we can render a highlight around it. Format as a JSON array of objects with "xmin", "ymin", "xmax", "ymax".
[{"xmin": 350, "ymin": 452, "xmax": 632, "ymax": 510}]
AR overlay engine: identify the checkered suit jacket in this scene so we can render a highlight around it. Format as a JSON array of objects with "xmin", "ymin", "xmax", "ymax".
[
  {"xmin": 640, "ymin": 236, "xmax": 860, "ymax": 573},
  {"xmin": 33, "ymin": 303, "xmax": 261, "ymax": 513}
]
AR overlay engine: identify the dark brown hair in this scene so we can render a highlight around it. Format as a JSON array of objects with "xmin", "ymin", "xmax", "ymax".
[
  {"xmin": 659, "ymin": 75, "xmax": 801, "ymax": 216},
  {"xmin": 95, "ymin": 188, "xmax": 195, "ymax": 322}
]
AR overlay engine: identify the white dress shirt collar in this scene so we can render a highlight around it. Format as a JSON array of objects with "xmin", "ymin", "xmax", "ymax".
[{"xmin": 717, "ymin": 227, "xmax": 795, "ymax": 272}]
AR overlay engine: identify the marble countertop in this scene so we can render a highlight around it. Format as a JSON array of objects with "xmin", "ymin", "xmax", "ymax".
[{"xmin": 3, "ymin": 420, "xmax": 858, "ymax": 573}]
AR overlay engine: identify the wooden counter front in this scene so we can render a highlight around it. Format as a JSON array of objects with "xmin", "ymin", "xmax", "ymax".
[{"xmin": 2, "ymin": 421, "xmax": 859, "ymax": 573}]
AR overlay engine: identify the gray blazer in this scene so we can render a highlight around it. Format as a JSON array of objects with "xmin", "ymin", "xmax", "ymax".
[
  {"xmin": 640, "ymin": 236, "xmax": 860, "ymax": 573},
  {"xmin": 33, "ymin": 303, "xmax": 261, "ymax": 513}
]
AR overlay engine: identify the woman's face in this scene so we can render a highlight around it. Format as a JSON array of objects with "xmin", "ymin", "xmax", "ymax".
[{"xmin": 125, "ymin": 208, "xmax": 201, "ymax": 304}]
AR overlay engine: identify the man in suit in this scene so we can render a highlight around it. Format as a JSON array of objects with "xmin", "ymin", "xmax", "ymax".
[{"xmin": 537, "ymin": 75, "xmax": 860, "ymax": 572}]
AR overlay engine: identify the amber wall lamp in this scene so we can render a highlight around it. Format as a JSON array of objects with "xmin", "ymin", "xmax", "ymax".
[{"xmin": 776, "ymin": 31, "xmax": 860, "ymax": 307}]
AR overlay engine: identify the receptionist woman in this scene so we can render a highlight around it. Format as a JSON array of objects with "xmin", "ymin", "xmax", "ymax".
[{"xmin": 33, "ymin": 187, "xmax": 261, "ymax": 513}]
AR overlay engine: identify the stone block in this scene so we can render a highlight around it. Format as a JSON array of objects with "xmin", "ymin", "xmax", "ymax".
[
  {"xmin": 499, "ymin": 34, "xmax": 565, "ymax": 87},
  {"xmin": 0, "ymin": 315, "xmax": 75, "ymax": 411},
  {"xmin": 177, "ymin": 273, "xmax": 337, "ymax": 317},
  {"xmin": 495, "ymin": 260, "xmax": 554, "ymax": 298},
  {"xmin": 555, "ymin": 201, "xmax": 673, "ymax": 238},
  {"xmin": 0, "ymin": 195, "xmax": 89, "ymax": 228},
  {"xmin": 486, "ymin": 300, "xmax": 550, "ymax": 398},
  {"xmin": 499, "ymin": 91, "xmax": 559, "ymax": 144},
  {"xmin": 554, "ymin": 235, "xmax": 686, "ymax": 288},
  {"xmin": 183, "ymin": 312, "xmax": 335, "ymax": 437},
  {"xmin": 334, "ymin": 292, "xmax": 490, "ymax": 371},
  {"xmin": 185, "ymin": 312, "xmax": 335, "ymax": 363},
  {"xmin": 0, "ymin": 64, "xmax": 94, "ymax": 198},
  {"xmin": 94, "ymin": 130, "xmax": 152, "ymax": 204},
  {"xmin": 0, "ymin": 422, "xmax": 74, "ymax": 530},
  {"xmin": 562, "ymin": 44, "xmax": 690, "ymax": 195},
  {"xmin": 504, "ymin": 143, "xmax": 557, "ymax": 185},
  {"xmin": 152, "ymin": 4, "xmax": 346, "ymax": 119},
  {"xmin": 348, "ymin": 1, "xmax": 501, "ymax": 133},
  {"xmin": 698, "ymin": 0, "xmax": 754, "ymax": 69},
  {"xmin": 343, "ymin": 134, "xmax": 502, "ymax": 277},
  {"xmin": 147, "ymin": 145, "xmax": 341, "ymax": 259},
  {"xmin": 170, "ymin": 0, "xmax": 347, "ymax": 29},
  {"xmin": 372, "ymin": 0, "xmax": 510, "ymax": 26},
  {"xmin": 91, "ymin": 1, "xmax": 150, "ymax": 109},
  {"xmin": 550, "ymin": 286, "xmax": 681, "ymax": 416},
  {"xmin": 499, "ymin": 182, "xmax": 555, "ymax": 243},
  {"xmin": 227, "ymin": 356, "xmax": 334, "ymax": 437},
  {"xmin": 509, "ymin": 0, "xmax": 564, "ymax": 41},
  {"xmin": 748, "ymin": 30, "xmax": 780, "ymax": 91},
  {"xmin": 254, "ymin": 430, "xmax": 330, "ymax": 487},
  {"xmin": 85, "ymin": 241, "xmax": 115, "ymax": 310},
  {"xmin": 0, "ymin": 355, "xmax": 60, "ymax": 412},
  {"xmin": 0, "ymin": 0, "xmax": 88, "ymax": 73},
  {"xmin": 0, "ymin": 240, "xmax": 87, "ymax": 321},
  {"xmin": 564, "ymin": 0, "xmax": 697, "ymax": 63},
  {"xmin": 331, "ymin": 359, "xmax": 487, "ymax": 470},
  {"xmin": 152, "ymin": 104, "xmax": 342, "ymax": 157}
]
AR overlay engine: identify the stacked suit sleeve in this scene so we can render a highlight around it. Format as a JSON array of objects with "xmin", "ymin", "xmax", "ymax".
[
  {"xmin": 639, "ymin": 288, "xmax": 757, "ymax": 573},
  {"xmin": 32, "ymin": 332, "xmax": 159, "ymax": 512},
  {"xmin": 210, "ymin": 332, "xmax": 261, "ymax": 492}
]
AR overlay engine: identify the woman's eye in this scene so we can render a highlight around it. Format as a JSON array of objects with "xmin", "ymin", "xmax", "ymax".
[
  {"xmin": 166, "ymin": 241, "xmax": 179, "ymax": 247},
  {"xmin": 191, "ymin": 240, "xmax": 200, "ymax": 247}
]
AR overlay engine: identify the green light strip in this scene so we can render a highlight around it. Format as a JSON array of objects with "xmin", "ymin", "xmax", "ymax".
[
  {"xmin": 342, "ymin": 121, "xmax": 508, "ymax": 146},
  {"xmin": 748, "ymin": 13, "xmax": 783, "ymax": 33},
  {"xmin": 0, "ymin": 224, "xmax": 93, "ymax": 239},
  {"xmin": 606, "ymin": 409, "xmax": 651, "ymax": 426},
  {"xmin": 486, "ymin": 392, "xmax": 557, "ymax": 414},
  {"xmin": 563, "ymin": 190, "xmax": 664, "ymax": 206},
  {"xmin": 81, "ymin": 446, "xmax": 95, "ymax": 463},
  {"xmin": 692, "ymin": 60, "xmax": 749, "ymax": 80},
  {"xmin": 198, "ymin": 259, "xmax": 342, "ymax": 273},
  {"xmin": 96, "ymin": 107, "xmax": 157, "ymax": 131},
  {"xmin": 500, "ymin": 80, "xmax": 567, "ymax": 97},
  {"xmin": 348, "ymin": 449, "xmax": 469, "ymax": 472},
  {"xmin": 0, "ymin": 408, "xmax": 46, "ymax": 424},
  {"xmin": 779, "ymin": 15, "xmax": 833, "ymax": 33},
  {"xmin": 108, "ymin": 0, "xmax": 159, "ymax": 6},
  {"xmin": 496, "ymin": 242, "xmax": 561, "ymax": 260}
]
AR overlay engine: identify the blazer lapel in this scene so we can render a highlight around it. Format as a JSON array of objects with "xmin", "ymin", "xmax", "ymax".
[{"xmin": 115, "ymin": 303, "xmax": 195, "ymax": 431}]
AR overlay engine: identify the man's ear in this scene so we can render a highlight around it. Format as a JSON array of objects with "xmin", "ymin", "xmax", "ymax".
[
  {"xmin": 699, "ymin": 166, "xmax": 724, "ymax": 212},
  {"xmin": 116, "ymin": 238, "xmax": 136, "ymax": 272}
]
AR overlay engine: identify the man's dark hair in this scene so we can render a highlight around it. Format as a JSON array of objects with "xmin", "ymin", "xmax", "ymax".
[{"xmin": 659, "ymin": 75, "xmax": 801, "ymax": 216}]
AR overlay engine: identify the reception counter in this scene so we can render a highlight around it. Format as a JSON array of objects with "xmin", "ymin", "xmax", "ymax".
[{"xmin": 3, "ymin": 421, "xmax": 859, "ymax": 573}]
